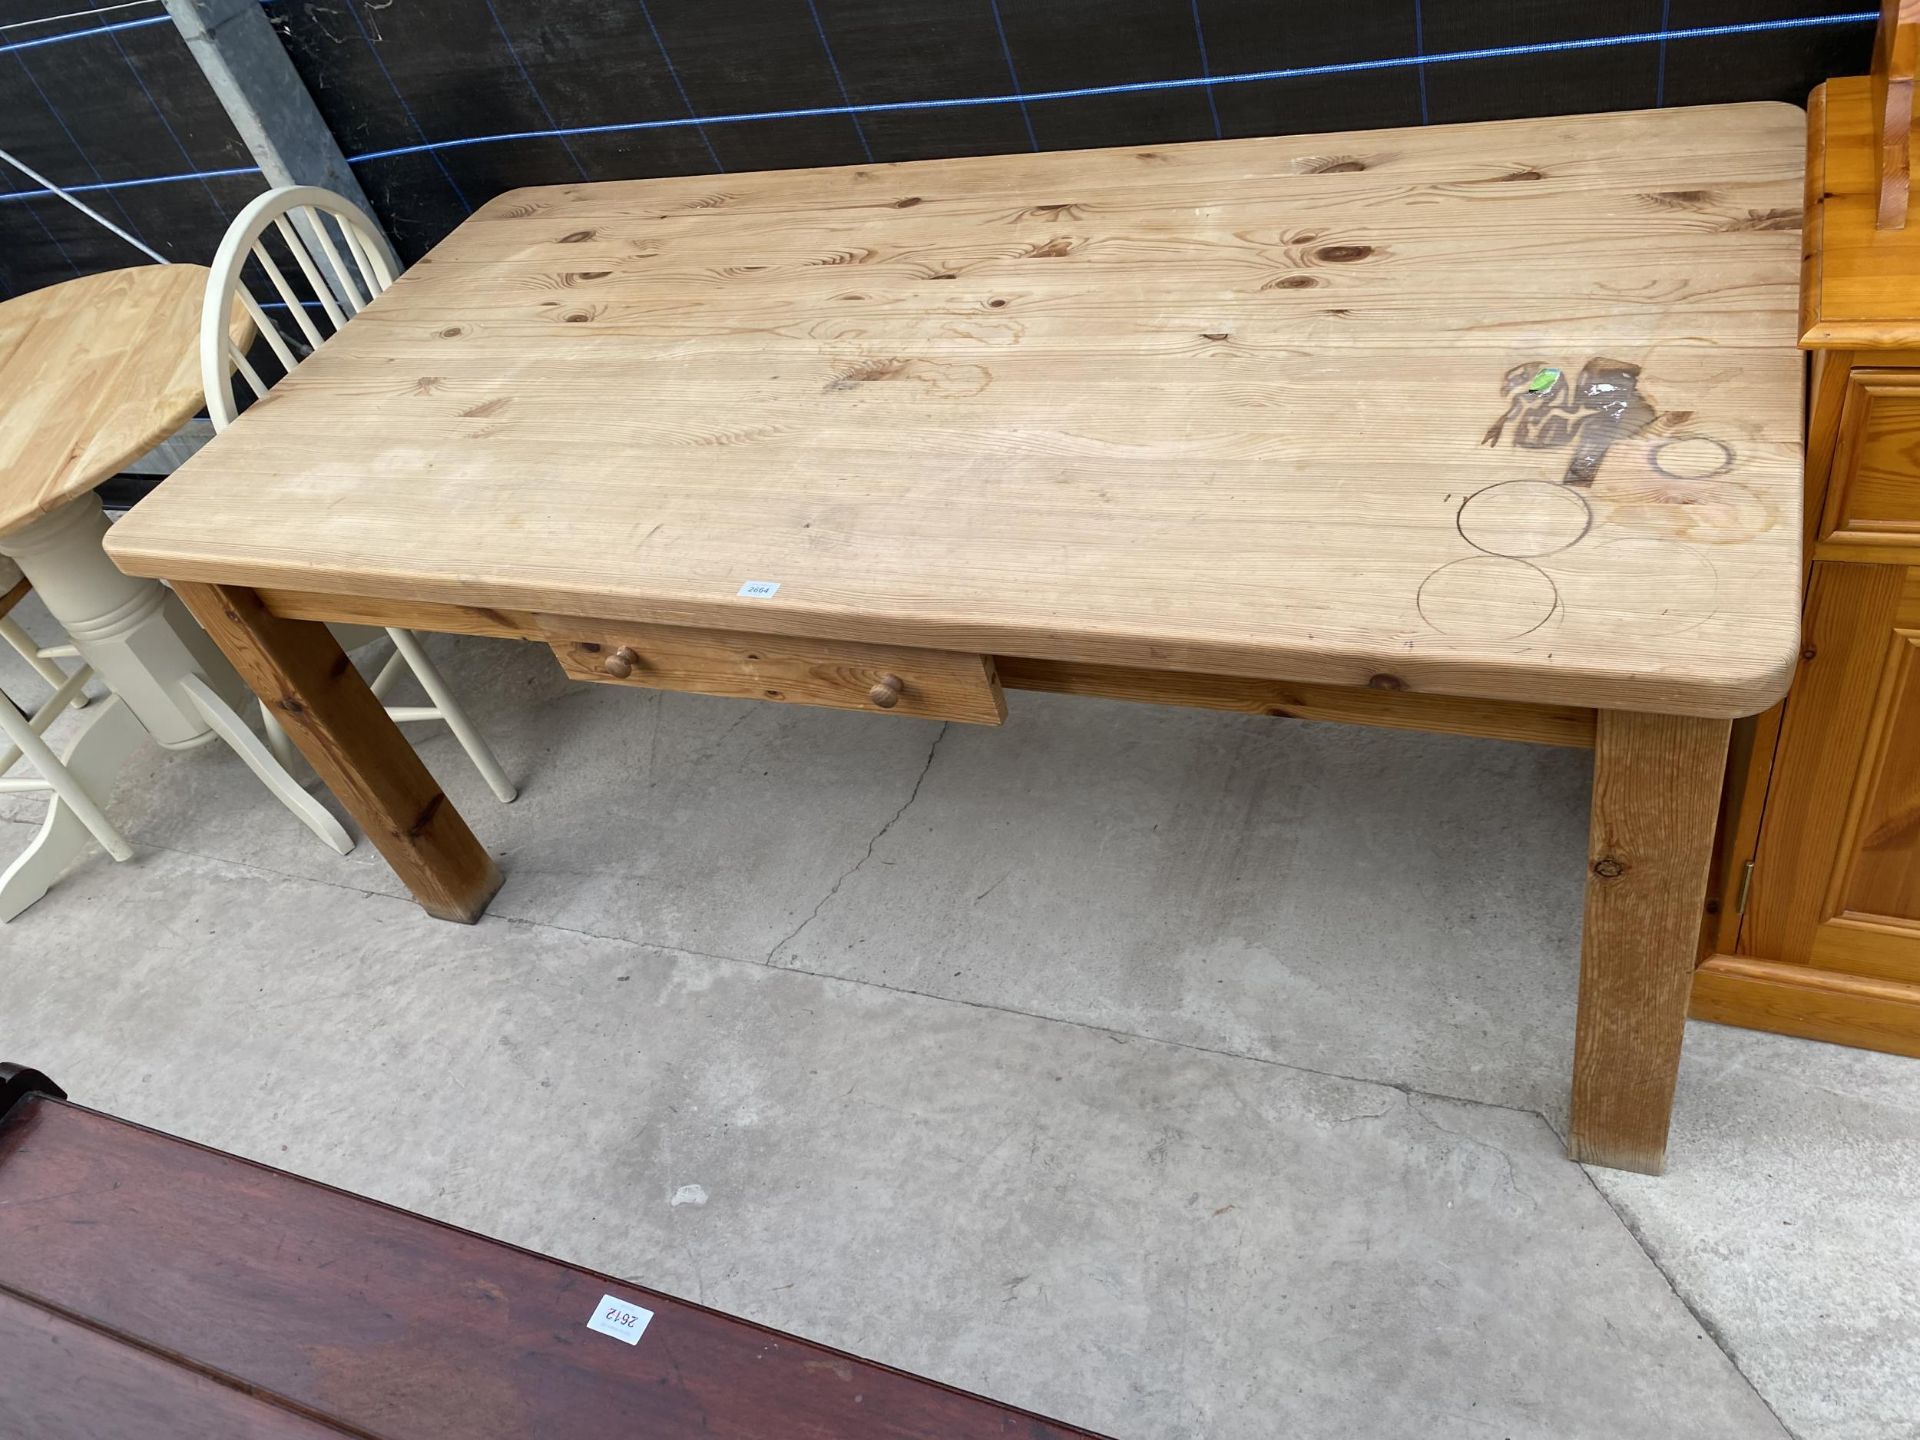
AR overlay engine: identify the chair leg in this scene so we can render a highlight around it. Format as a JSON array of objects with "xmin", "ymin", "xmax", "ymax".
[
  {"xmin": 181, "ymin": 675, "xmax": 355, "ymax": 856},
  {"xmin": 0, "ymin": 692, "xmax": 133, "ymax": 861},
  {"xmin": 386, "ymin": 628, "xmax": 517, "ymax": 803},
  {"xmin": 367, "ymin": 643, "xmax": 408, "ymax": 701},
  {"xmin": 0, "ymin": 615, "xmax": 88, "ymax": 709},
  {"xmin": 1, "ymin": 696, "xmax": 141, "ymax": 923},
  {"xmin": 0, "ymin": 663, "xmax": 92, "ymax": 777}
]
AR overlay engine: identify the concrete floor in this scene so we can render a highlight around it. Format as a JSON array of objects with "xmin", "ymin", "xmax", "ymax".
[{"xmin": 1, "ymin": 596, "xmax": 1915, "ymax": 1440}]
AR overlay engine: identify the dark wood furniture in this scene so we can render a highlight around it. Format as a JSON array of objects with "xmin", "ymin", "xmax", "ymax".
[{"xmin": 0, "ymin": 1065, "xmax": 1108, "ymax": 1440}]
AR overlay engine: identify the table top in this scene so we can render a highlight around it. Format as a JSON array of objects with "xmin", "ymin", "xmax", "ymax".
[
  {"xmin": 0, "ymin": 265, "xmax": 218, "ymax": 538},
  {"xmin": 106, "ymin": 104, "xmax": 1807, "ymax": 717},
  {"xmin": 1802, "ymin": 74, "xmax": 1920, "ymax": 348},
  {"xmin": 0, "ymin": 1089, "xmax": 1108, "ymax": 1439}
]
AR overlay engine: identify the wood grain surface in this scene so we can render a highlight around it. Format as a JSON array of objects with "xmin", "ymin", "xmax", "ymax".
[
  {"xmin": 1823, "ymin": 368, "xmax": 1920, "ymax": 542},
  {"xmin": 0, "ymin": 1094, "xmax": 1109, "ymax": 1440},
  {"xmin": 173, "ymin": 582, "xmax": 502, "ymax": 923},
  {"xmin": 106, "ymin": 105, "xmax": 1805, "ymax": 718},
  {"xmin": 1568, "ymin": 709, "xmax": 1730, "ymax": 1174},
  {"xmin": 1873, "ymin": 0, "xmax": 1920, "ymax": 229},
  {"xmin": 0, "ymin": 1290, "xmax": 361, "ymax": 1440},
  {"xmin": 1692, "ymin": 954, "xmax": 1920, "ymax": 1060},
  {"xmin": 1805, "ymin": 74, "xmax": 1920, "ymax": 347},
  {"xmin": 1744, "ymin": 563, "xmax": 1913, "ymax": 972},
  {"xmin": 0, "ymin": 266, "xmax": 235, "ymax": 538},
  {"xmin": 551, "ymin": 622, "xmax": 1008, "ymax": 723},
  {"xmin": 994, "ymin": 655, "xmax": 1595, "ymax": 746}
]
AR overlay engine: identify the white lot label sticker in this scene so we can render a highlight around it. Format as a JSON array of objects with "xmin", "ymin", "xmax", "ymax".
[
  {"xmin": 737, "ymin": 580, "xmax": 781, "ymax": 598},
  {"xmin": 587, "ymin": 1294, "xmax": 655, "ymax": 1345}
]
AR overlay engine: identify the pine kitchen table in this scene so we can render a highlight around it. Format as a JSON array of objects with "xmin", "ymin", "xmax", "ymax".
[{"xmin": 105, "ymin": 103, "xmax": 1808, "ymax": 1174}]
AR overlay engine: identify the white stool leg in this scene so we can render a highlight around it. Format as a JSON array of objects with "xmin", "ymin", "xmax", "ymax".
[
  {"xmin": 0, "ymin": 696, "xmax": 141, "ymax": 922},
  {"xmin": 258, "ymin": 700, "xmax": 299, "ymax": 772},
  {"xmin": 0, "ymin": 614, "xmax": 87, "ymax": 707},
  {"xmin": 181, "ymin": 675, "xmax": 354, "ymax": 856},
  {"xmin": 387, "ymin": 628, "xmax": 516, "ymax": 803}
]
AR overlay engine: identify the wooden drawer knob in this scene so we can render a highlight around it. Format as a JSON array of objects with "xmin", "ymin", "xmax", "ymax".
[
  {"xmin": 604, "ymin": 646, "xmax": 638, "ymax": 679},
  {"xmin": 868, "ymin": 673, "xmax": 904, "ymax": 708}
]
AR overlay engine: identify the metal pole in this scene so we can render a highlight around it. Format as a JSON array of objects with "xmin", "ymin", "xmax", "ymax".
[{"xmin": 162, "ymin": 0, "xmax": 383, "ymax": 231}]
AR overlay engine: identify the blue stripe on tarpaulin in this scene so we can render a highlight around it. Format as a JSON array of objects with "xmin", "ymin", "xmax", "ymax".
[
  {"xmin": 337, "ymin": 0, "xmax": 471, "ymax": 211},
  {"xmin": 635, "ymin": 0, "xmax": 722, "ymax": 171},
  {"xmin": 0, "ymin": 0, "xmax": 280, "ymax": 55},
  {"xmin": 83, "ymin": 0, "xmax": 228, "ymax": 221},
  {"xmin": 1412, "ymin": 0, "xmax": 1431, "ymax": 126},
  {"xmin": 1188, "ymin": 0, "xmax": 1223, "ymax": 142},
  {"xmin": 985, "ymin": 0, "xmax": 1039, "ymax": 153},
  {"xmin": 10, "ymin": 32, "xmax": 149, "ymax": 241},
  {"xmin": 0, "ymin": 12, "xmax": 167, "ymax": 57},
  {"xmin": 803, "ymin": 0, "xmax": 873, "ymax": 164},
  {"xmin": 1655, "ymin": 0, "xmax": 1675, "ymax": 108},
  {"xmin": 0, "ymin": 9, "xmax": 1879, "ymax": 204},
  {"xmin": 474, "ymin": 0, "xmax": 588, "ymax": 182},
  {"xmin": 0, "ymin": 161, "xmax": 81, "ymax": 278}
]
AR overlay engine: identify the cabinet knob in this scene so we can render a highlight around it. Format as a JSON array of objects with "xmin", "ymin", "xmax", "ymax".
[
  {"xmin": 868, "ymin": 673, "xmax": 904, "ymax": 708},
  {"xmin": 603, "ymin": 646, "xmax": 638, "ymax": 679}
]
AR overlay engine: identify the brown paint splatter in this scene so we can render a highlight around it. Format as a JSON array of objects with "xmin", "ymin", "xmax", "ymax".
[{"xmin": 1481, "ymin": 359, "xmax": 1657, "ymax": 488}]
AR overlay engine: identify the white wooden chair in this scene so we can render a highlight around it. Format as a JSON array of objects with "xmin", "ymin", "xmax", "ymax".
[
  {"xmin": 202, "ymin": 186, "xmax": 515, "ymax": 804},
  {"xmin": 0, "ymin": 556, "xmax": 88, "ymax": 710},
  {"xmin": 0, "ymin": 557, "xmax": 133, "ymax": 922}
]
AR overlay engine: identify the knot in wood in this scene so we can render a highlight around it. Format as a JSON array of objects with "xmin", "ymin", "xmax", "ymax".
[
  {"xmin": 1592, "ymin": 856, "xmax": 1628, "ymax": 879},
  {"xmin": 1367, "ymin": 673, "xmax": 1405, "ymax": 691}
]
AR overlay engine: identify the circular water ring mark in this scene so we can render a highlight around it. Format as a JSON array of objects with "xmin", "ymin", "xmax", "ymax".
[
  {"xmin": 1649, "ymin": 435, "xmax": 1735, "ymax": 481},
  {"xmin": 1454, "ymin": 479, "xmax": 1593, "ymax": 558},
  {"xmin": 1416, "ymin": 555, "xmax": 1561, "ymax": 640}
]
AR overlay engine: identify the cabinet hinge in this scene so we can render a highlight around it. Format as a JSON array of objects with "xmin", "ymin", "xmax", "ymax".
[{"xmin": 1735, "ymin": 859, "xmax": 1756, "ymax": 916}]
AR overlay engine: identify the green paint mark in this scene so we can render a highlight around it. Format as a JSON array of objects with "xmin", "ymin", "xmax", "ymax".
[{"xmin": 1527, "ymin": 367, "xmax": 1561, "ymax": 393}]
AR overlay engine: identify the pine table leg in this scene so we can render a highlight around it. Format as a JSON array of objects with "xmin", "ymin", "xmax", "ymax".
[
  {"xmin": 173, "ymin": 582, "xmax": 501, "ymax": 924},
  {"xmin": 1568, "ymin": 709, "xmax": 1731, "ymax": 1173}
]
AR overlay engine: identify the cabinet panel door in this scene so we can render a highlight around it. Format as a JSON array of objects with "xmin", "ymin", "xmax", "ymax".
[
  {"xmin": 1824, "ymin": 371, "xmax": 1920, "ymax": 543},
  {"xmin": 1744, "ymin": 564, "xmax": 1920, "ymax": 982}
]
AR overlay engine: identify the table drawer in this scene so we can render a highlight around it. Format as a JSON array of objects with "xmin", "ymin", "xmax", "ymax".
[
  {"xmin": 548, "ymin": 623, "xmax": 1007, "ymax": 725},
  {"xmin": 1825, "ymin": 369, "xmax": 1920, "ymax": 545}
]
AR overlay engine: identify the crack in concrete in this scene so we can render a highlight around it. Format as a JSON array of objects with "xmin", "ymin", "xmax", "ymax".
[
  {"xmin": 1405, "ymin": 1092, "xmax": 1541, "ymax": 1213},
  {"xmin": 10, "ymin": 788, "xmax": 1798, "ymax": 1429},
  {"xmin": 1569, "ymin": 1158, "xmax": 1802, "ymax": 1440},
  {"xmin": 762, "ymin": 722, "xmax": 949, "ymax": 967}
]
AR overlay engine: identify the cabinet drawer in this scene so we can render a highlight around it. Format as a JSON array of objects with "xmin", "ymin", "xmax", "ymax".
[
  {"xmin": 548, "ymin": 623, "xmax": 1007, "ymax": 725},
  {"xmin": 1824, "ymin": 370, "xmax": 1920, "ymax": 545}
]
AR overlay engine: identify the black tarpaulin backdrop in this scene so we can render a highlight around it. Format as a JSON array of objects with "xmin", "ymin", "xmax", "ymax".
[{"xmin": 0, "ymin": 0, "xmax": 1877, "ymax": 298}]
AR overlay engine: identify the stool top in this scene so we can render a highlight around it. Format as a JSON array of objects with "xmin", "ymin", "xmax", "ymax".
[{"xmin": 0, "ymin": 266, "xmax": 217, "ymax": 538}]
